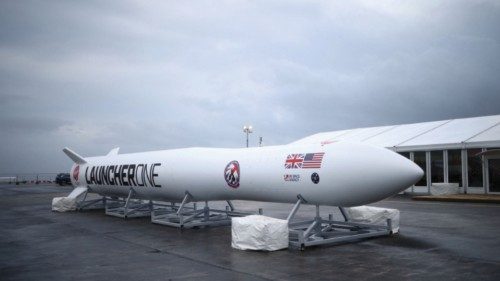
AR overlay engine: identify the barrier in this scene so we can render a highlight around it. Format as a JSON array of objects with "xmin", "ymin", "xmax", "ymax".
[{"xmin": 0, "ymin": 173, "xmax": 60, "ymax": 185}]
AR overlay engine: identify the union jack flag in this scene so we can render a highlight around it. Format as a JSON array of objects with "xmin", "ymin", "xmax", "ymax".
[{"xmin": 284, "ymin": 154, "xmax": 304, "ymax": 169}]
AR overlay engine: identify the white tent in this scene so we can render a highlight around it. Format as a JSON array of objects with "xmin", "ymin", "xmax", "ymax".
[
  {"xmin": 292, "ymin": 115, "xmax": 500, "ymax": 194},
  {"xmin": 292, "ymin": 115, "xmax": 500, "ymax": 151}
]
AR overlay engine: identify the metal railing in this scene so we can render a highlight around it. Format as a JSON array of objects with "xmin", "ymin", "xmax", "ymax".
[{"xmin": 0, "ymin": 173, "xmax": 62, "ymax": 185}]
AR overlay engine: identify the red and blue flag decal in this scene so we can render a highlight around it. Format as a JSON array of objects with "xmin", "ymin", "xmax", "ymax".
[{"xmin": 284, "ymin": 152, "xmax": 325, "ymax": 169}]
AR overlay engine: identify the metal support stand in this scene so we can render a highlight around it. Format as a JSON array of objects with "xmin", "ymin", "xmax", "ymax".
[
  {"xmin": 74, "ymin": 189, "xmax": 262, "ymax": 228},
  {"xmin": 339, "ymin": 206, "xmax": 350, "ymax": 221},
  {"xmin": 76, "ymin": 189, "xmax": 105, "ymax": 211},
  {"xmin": 151, "ymin": 192, "xmax": 257, "ymax": 228},
  {"xmin": 104, "ymin": 188, "xmax": 152, "ymax": 219},
  {"xmin": 288, "ymin": 196, "xmax": 393, "ymax": 250}
]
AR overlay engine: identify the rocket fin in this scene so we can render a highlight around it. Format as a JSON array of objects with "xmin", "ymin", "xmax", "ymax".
[
  {"xmin": 67, "ymin": 186, "xmax": 88, "ymax": 198},
  {"xmin": 107, "ymin": 147, "xmax": 120, "ymax": 156},
  {"xmin": 62, "ymin": 147, "xmax": 87, "ymax": 164}
]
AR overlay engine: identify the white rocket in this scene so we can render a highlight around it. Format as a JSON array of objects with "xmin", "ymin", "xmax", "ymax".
[{"xmin": 64, "ymin": 141, "xmax": 423, "ymax": 207}]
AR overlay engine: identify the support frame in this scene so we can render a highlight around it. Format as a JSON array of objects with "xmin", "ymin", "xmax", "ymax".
[
  {"xmin": 287, "ymin": 196, "xmax": 393, "ymax": 250},
  {"xmin": 151, "ymin": 192, "xmax": 261, "ymax": 228},
  {"xmin": 104, "ymin": 188, "xmax": 153, "ymax": 219},
  {"xmin": 76, "ymin": 188, "xmax": 106, "ymax": 211}
]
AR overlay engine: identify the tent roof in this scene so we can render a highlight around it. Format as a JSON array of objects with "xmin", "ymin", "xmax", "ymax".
[{"xmin": 292, "ymin": 115, "xmax": 500, "ymax": 151}]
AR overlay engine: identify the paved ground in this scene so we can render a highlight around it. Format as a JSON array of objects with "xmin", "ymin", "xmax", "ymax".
[{"xmin": 1, "ymin": 184, "xmax": 500, "ymax": 281}]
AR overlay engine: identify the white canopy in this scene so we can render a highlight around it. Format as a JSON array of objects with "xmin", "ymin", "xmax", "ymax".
[{"xmin": 292, "ymin": 115, "xmax": 500, "ymax": 151}]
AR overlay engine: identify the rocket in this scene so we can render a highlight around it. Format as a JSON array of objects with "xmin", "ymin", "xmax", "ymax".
[{"xmin": 64, "ymin": 141, "xmax": 423, "ymax": 207}]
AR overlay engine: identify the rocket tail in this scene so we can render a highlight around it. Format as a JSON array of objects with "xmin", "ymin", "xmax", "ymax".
[{"xmin": 62, "ymin": 147, "xmax": 87, "ymax": 164}]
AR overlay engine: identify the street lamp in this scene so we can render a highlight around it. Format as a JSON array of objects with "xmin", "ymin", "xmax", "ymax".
[{"xmin": 243, "ymin": 125, "xmax": 253, "ymax": 148}]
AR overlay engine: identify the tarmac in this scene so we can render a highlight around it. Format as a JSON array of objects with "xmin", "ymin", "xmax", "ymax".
[{"xmin": 1, "ymin": 183, "xmax": 500, "ymax": 281}]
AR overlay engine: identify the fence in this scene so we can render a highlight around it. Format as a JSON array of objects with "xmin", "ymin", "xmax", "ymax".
[{"xmin": 0, "ymin": 173, "xmax": 62, "ymax": 185}]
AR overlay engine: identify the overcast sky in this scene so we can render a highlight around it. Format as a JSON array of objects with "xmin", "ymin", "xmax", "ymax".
[{"xmin": 1, "ymin": 0, "xmax": 500, "ymax": 174}]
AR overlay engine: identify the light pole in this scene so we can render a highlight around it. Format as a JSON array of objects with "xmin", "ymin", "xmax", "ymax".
[{"xmin": 243, "ymin": 125, "xmax": 253, "ymax": 148}]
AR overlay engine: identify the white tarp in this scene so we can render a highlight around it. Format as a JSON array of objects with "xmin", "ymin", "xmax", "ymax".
[
  {"xmin": 345, "ymin": 206, "xmax": 400, "ymax": 233},
  {"xmin": 231, "ymin": 215, "xmax": 289, "ymax": 251},
  {"xmin": 430, "ymin": 183, "xmax": 460, "ymax": 195},
  {"xmin": 51, "ymin": 187, "xmax": 87, "ymax": 212}
]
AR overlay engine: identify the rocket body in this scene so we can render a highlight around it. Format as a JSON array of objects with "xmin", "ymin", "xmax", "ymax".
[{"xmin": 69, "ymin": 142, "xmax": 423, "ymax": 207}]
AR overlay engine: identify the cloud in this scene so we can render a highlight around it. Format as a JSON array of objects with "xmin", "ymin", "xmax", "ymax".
[{"xmin": 0, "ymin": 0, "xmax": 499, "ymax": 173}]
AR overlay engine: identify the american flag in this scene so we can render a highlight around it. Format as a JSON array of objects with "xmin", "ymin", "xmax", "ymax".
[
  {"xmin": 284, "ymin": 154, "xmax": 304, "ymax": 169},
  {"xmin": 302, "ymin": 152, "xmax": 325, "ymax": 169}
]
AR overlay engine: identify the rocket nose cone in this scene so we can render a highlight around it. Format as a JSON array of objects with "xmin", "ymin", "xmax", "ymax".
[
  {"xmin": 357, "ymin": 146, "xmax": 424, "ymax": 201},
  {"xmin": 396, "ymin": 156, "xmax": 424, "ymax": 188},
  {"xmin": 320, "ymin": 142, "xmax": 424, "ymax": 206}
]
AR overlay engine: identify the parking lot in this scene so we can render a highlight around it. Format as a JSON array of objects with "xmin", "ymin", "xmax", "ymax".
[{"xmin": 1, "ymin": 183, "xmax": 500, "ymax": 280}]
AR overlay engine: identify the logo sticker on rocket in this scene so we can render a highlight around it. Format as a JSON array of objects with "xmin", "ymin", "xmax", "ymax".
[
  {"xmin": 311, "ymin": 173, "xmax": 320, "ymax": 184},
  {"xmin": 284, "ymin": 174, "xmax": 300, "ymax": 182},
  {"xmin": 321, "ymin": 140, "xmax": 336, "ymax": 146},
  {"xmin": 284, "ymin": 152, "xmax": 325, "ymax": 169},
  {"xmin": 73, "ymin": 165, "xmax": 80, "ymax": 182},
  {"xmin": 224, "ymin": 160, "xmax": 240, "ymax": 188}
]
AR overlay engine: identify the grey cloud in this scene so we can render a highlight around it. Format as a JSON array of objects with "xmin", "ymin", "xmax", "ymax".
[
  {"xmin": 0, "ymin": 0, "xmax": 499, "ymax": 173},
  {"xmin": 0, "ymin": 116, "xmax": 64, "ymax": 134}
]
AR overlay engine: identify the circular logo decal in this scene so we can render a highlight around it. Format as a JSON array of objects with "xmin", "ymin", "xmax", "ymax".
[
  {"xmin": 311, "ymin": 173, "xmax": 320, "ymax": 184},
  {"xmin": 73, "ymin": 165, "xmax": 80, "ymax": 181},
  {"xmin": 224, "ymin": 160, "xmax": 240, "ymax": 188}
]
